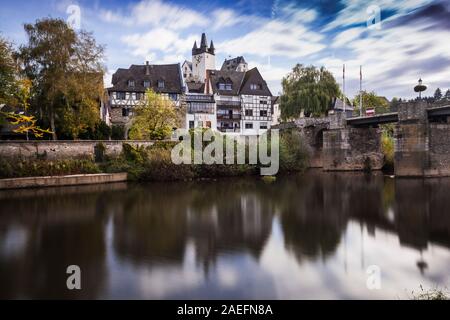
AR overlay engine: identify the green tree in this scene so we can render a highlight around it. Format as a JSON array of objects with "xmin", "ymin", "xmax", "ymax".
[
  {"xmin": 0, "ymin": 35, "xmax": 18, "ymax": 106},
  {"xmin": 18, "ymin": 18, "xmax": 105, "ymax": 140},
  {"xmin": 445, "ymin": 89, "xmax": 450, "ymax": 101},
  {"xmin": 129, "ymin": 89, "xmax": 184, "ymax": 140},
  {"xmin": 353, "ymin": 91, "xmax": 389, "ymax": 114},
  {"xmin": 280, "ymin": 64, "xmax": 340, "ymax": 119},
  {"xmin": 434, "ymin": 88, "xmax": 442, "ymax": 101},
  {"xmin": 390, "ymin": 97, "xmax": 400, "ymax": 112}
]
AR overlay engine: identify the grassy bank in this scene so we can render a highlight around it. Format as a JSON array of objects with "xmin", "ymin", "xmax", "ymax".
[{"xmin": 0, "ymin": 130, "xmax": 309, "ymax": 181}]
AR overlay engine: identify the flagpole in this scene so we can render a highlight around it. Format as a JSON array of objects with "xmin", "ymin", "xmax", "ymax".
[
  {"xmin": 343, "ymin": 64, "xmax": 346, "ymax": 113},
  {"xmin": 359, "ymin": 65, "xmax": 363, "ymax": 117}
]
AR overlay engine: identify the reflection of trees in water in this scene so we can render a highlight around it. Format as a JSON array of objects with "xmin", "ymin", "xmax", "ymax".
[
  {"xmin": 0, "ymin": 186, "xmax": 113, "ymax": 299},
  {"xmin": 2, "ymin": 174, "xmax": 450, "ymax": 298},
  {"xmin": 275, "ymin": 172, "xmax": 347, "ymax": 262}
]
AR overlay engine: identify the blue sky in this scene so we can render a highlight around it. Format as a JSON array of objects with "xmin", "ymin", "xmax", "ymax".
[{"xmin": 1, "ymin": 0, "xmax": 449, "ymax": 99}]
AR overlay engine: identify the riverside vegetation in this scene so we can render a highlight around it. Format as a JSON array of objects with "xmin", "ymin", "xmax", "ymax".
[{"xmin": 0, "ymin": 129, "xmax": 309, "ymax": 181}]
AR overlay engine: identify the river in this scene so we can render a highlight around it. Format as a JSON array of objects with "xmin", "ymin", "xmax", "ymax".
[{"xmin": 0, "ymin": 170, "xmax": 449, "ymax": 299}]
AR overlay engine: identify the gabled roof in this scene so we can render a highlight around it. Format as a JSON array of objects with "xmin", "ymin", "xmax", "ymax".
[
  {"xmin": 221, "ymin": 56, "xmax": 247, "ymax": 71},
  {"xmin": 239, "ymin": 68, "xmax": 272, "ymax": 96},
  {"xmin": 207, "ymin": 70, "xmax": 246, "ymax": 96},
  {"xmin": 207, "ymin": 67, "xmax": 272, "ymax": 97},
  {"xmin": 107, "ymin": 63, "xmax": 183, "ymax": 94},
  {"xmin": 182, "ymin": 60, "xmax": 192, "ymax": 70}
]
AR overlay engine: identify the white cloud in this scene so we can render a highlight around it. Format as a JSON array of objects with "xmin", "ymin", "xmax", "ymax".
[
  {"xmin": 219, "ymin": 18, "xmax": 325, "ymax": 59},
  {"xmin": 121, "ymin": 28, "xmax": 197, "ymax": 62},
  {"xmin": 322, "ymin": 12, "xmax": 450, "ymax": 98},
  {"xmin": 324, "ymin": 0, "xmax": 433, "ymax": 31},
  {"xmin": 100, "ymin": 0, "xmax": 208, "ymax": 30},
  {"xmin": 211, "ymin": 9, "xmax": 248, "ymax": 30},
  {"xmin": 331, "ymin": 27, "xmax": 366, "ymax": 48}
]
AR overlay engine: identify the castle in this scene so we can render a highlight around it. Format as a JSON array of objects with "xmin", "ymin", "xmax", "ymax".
[{"xmin": 107, "ymin": 33, "xmax": 277, "ymax": 137}]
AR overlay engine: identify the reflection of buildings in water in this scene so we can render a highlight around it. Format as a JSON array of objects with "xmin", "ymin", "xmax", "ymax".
[
  {"xmin": 186, "ymin": 192, "xmax": 273, "ymax": 275},
  {"xmin": 110, "ymin": 182, "xmax": 274, "ymax": 276},
  {"xmin": 276, "ymin": 171, "xmax": 450, "ymax": 275}
]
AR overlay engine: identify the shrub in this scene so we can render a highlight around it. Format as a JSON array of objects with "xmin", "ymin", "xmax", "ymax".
[
  {"xmin": 111, "ymin": 125, "xmax": 126, "ymax": 140},
  {"xmin": 140, "ymin": 146, "xmax": 194, "ymax": 181},
  {"xmin": 279, "ymin": 129, "xmax": 309, "ymax": 172},
  {"xmin": 0, "ymin": 158, "xmax": 100, "ymax": 178},
  {"xmin": 381, "ymin": 130, "xmax": 394, "ymax": 171}
]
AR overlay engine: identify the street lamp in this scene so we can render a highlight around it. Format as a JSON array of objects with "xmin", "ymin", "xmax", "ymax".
[{"xmin": 414, "ymin": 78, "xmax": 427, "ymax": 99}]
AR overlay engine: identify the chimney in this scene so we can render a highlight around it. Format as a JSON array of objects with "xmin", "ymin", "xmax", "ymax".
[{"xmin": 145, "ymin": 61, "xmax": 150, "ymax": 75}]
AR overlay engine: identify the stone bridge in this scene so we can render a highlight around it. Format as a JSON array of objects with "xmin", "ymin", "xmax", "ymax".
[{"xmin": 278, "ymin": 101, "xmax": 450, "ymax": 177}]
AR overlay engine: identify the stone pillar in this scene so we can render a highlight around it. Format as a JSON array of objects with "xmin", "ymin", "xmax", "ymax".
[
  {"xmin": 323, "ymin": 127, "xmax": 383, "ymax": 171},
  {"xmin": 394, "ymin": 101, "xmax": 429, "ymax": 177}
]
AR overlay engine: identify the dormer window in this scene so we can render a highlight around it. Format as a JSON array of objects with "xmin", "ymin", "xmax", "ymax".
[
  {"xmin": 218, "ymin": 78, "xmax": 232, "ymax": 91},
  {"xmin": 128, "ymin": 80, "xmax": 135, "ymax": 87},
  {"xmin": 158, "ymin": 80, "xmax": 165, "ymax": 89},
  {"xmin": 143, "ymin": 80, "xmax": 150, "ymax": 88}
]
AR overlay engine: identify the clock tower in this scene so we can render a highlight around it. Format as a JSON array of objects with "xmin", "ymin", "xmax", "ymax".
[{"xmin": 191, "ymin": 33, "xmax": 215, "ymax": 83}]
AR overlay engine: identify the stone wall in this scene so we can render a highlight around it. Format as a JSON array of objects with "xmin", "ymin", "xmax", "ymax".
[
  {"xmin": 394, "ymin": 123, "xmax": 429, "ymax": 177},
  {"xmin": 323, "ymin": 127, "xmax": 383, "ymax": 171},
  {"xmin": 426, "ymin": 123, "xmax": 450, "ymax": 177},
  {"xmin": 0, "ymin": 140, "xmax": 155, "ymax": 160},
  {"xmin": 393, "ymin": 100, "xmax": 450, "ymax": 177}
]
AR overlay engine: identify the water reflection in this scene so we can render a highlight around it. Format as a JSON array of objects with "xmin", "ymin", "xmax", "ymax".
[{"xmin": 0, "ymin": 172, "xmax": 449, "ymax": 299}]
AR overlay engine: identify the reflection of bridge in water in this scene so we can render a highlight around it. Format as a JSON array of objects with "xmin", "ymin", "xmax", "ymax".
[{"xmin": 278, "ymin": 102, "xmax": 450, "ymax": 177}]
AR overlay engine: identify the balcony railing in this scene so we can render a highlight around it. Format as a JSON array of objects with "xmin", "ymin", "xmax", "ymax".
[
  {"xmin": 187, "ymin": 106, "xmax": 214, "ymax": 114},
  {"xmin": 217, "ymin": 114, "xmax": 241, "ymax": 120},
  {"xmin": 216, "ymin": 100, "xmax": 241, "ymax": 108},
  {"xmin": 186, "ymin": 94, "xmax": 215, "ymax": 102},
  {"xmin": 218, "ymin": 127, "xmax": 241, "ymax": 133}
]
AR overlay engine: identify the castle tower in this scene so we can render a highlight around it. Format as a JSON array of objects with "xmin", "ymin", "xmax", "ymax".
[{"xmin": 191, "ymin": 33, "xmax": 215, "ymax": 83}]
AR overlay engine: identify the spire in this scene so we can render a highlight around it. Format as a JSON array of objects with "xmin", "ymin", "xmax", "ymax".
[
  {"xmin": 192, "ymin": 40, "xmax": 198, "ymax": 55},
  {"xmin": 209, "ymin": 40, "xmax": 215, "ymax": 55},
  {"xmin": 200, "ymin": 33, "xmax": 207, "ymax": 49}
]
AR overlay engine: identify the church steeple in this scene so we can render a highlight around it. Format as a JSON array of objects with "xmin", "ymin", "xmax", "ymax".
[
  {"xmin": 200, "ymin": 33, "xmax": 207, "ymax": 49},
  {"xmin": 209, "ymin": 40, "xmax": 215, "ymax": 55},
  {"xmin": 191, "ymin": 33, "xmax": 216, "ymax": 83},
  {"xmin": 192, "ymin": 40, "xmax": 198, "ymax": 55},
  {"xmin": 192, "ymin": 33, "xmax": 215, "ymax": 56}
]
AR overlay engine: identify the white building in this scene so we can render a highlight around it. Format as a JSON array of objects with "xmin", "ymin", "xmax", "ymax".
[{"xmin": 184, "ymin": 33, "xmax": 273, "ymax": 135}]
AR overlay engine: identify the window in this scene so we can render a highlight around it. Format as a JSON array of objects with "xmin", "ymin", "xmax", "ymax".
[
  {"xmin": 169, "ymin": 93, "xmax": 178, "ymax": 101},
  {"xmin": 245, "ymin": 109, "xmax": 253, "ymax": 116},
  {"xmin": 122, "ymin": 108, "xmax": 129, "ymax": 117},
  {"xmin": 198, "ymin": 121, "xmax": 203, "ymax": 128},
  {"xmin": 218, "ymin": 78, "xmax": 232, "ymax": 90},
  {"xmin": 260, "ymin": 110, "xmax": 267, "ymax": 117},
  {"xmin": 218, "ymin": 83, "xmax": 232, "ymax": 90},
  {"xmin": 128, "ymin": 80, "xmax": 135, "ymax": 87},
  {"xmin": 260, "ymin": 100, "xmax": 268, "ymax": 104},
  {"xmin": 250, "ymin": 83, "xmax": 261, "ymax": 90},
  {"xmin": 206, "ymin": 121, "xmax": 211, "ymax": 128},
  {"xmin": 189, "ymin": 121, "xmax": 194, "ymax": 129},
  {"xmin": 260, "ymin": 122, "xmax": 268, "ymax": 129},
  {"xmin": 116, "ymin": 92, "xmax": 126, "ymax": 99},
  {"xmin": 143, "ymin": 80, "xmax": 150, "ymax": 88},
  {"xmin": 158, "ymin": 80, "xmax": 165, "ymax": 88},
  {"xmin": 245, "ymin": 123, "xmax": 253, "ymax": 129}
]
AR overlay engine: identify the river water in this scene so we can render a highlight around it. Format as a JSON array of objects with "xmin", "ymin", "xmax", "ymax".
[{"xmin": 0, "ymin": 170, "xmax": 449, "ymax": 299}]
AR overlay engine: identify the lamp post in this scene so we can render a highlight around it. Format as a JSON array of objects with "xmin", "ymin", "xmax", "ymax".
[{"xmin": 414, "ymin": 78, "xmax": 427, "ymax": 99}]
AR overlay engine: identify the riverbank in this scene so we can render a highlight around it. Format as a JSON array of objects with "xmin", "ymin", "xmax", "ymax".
[
  {"xmin": 0, "ymin": 172, "xmax": 127, "ymax": 189},
  {"xmin": 0, "ymin": 130, "xmax": 309, "ymax": 182}
]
